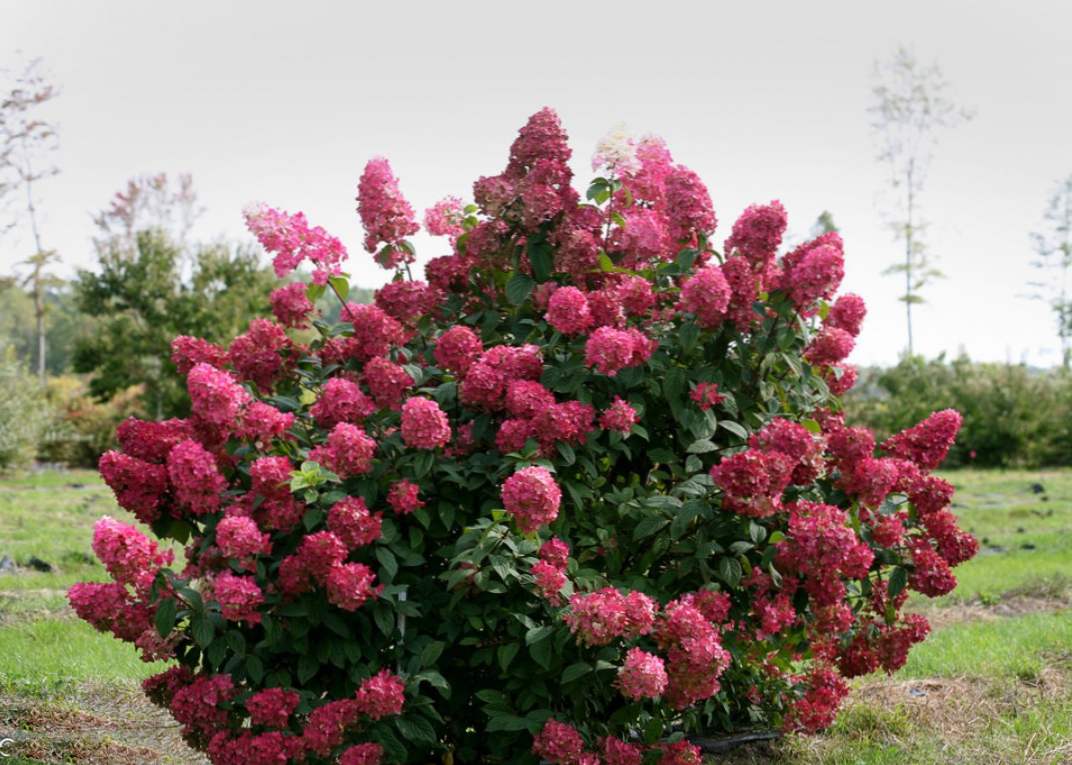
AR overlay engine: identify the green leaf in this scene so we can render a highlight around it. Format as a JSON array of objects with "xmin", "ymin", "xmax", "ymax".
[
  {"xmin": 298, "ymin": 653, "xmax": 319, "ymax": 683},
  {"xmin": 561, "ymin": 662, "xmax": 592, "ymax": 684},
  {"xmin": 719, "ymin": 420, "xmax": 749, "ymax": 440},
  {"xmin": 486, "ymin": 714, "xmax": 532, "ymax": 732},
  {"xmin": 528, "ymin": 240, "xmax": 554, "ymax": 282},
  {"xmin": 328, "ymin": 275, "xmax": 349, "ymax": 300},
  {"xmin": 686, "ymin": 438, "xmax": 716, "ymax": 454},
  {"xmin": 633, "ymin": 516, "xmax": 670, "ymax": 541},
  {"xmin": 154, "ymin": 597, "xmax": 177, "ymax": 638},
  {"xmin": 505, "ymin": 273, "xmax": 535, "ymax": 305},
  {"xmin": 802, "ymin": 418, "xmax": 822, "ymax": 434},
  {"xmin": 888, "ymin": 566, "xmax": 908, "ymax": 598},
  {"xmin": 530, "ymin": 637, "xmax": 552, "ymax": 670},
  {"xmin": 306, "ymin": 282, "xmax": 326, "ymax": 302},
  {"xmin": 498, "ymin": 642, "xmax": 521, "ymax": 672},
  {"xmin": 717, "ymin": 557, "xmax": 743, "ymax": 588},
  {"xmin": 395, "ymin": 715, "xmax": 438, "ymax": 745},
  {"xmin": 245, "ymin": 654, "xmax": 264, "ymax": 683},
  {"xmin": 526, "ymin": 625, "xmax": 554, "ymax": 645},
  {"xmin": 191, "ymin": 613, "xmax": 214, "ymax": 647},
  {"xmin": 374, "ymin": 605, "xmax": 395, "ymax": 637},
  {"xmin": 421, "ymin": 640, "xmax": 446, "ymax": 668},
  {"xmin": 376, "ymin": 547, "xmax": 399, "ymax": 580}
]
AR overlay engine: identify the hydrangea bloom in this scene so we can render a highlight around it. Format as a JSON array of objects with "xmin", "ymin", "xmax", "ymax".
[
  {"xmin": 617, "ymin": 648, "xmax": 668, "ymax": 700},
  {"xmin": 690, "ymin": 382, "xmax": 724, "ymax": 410},
  {"xmin": 171, "ymin": 336, "xmax": 227, "ymax": 376},
  {"xmin": 724, "ymin": 200, "xmax": 787, "ymax": 267},
  {"xmin": 545, "ymin": 286, "xmax": 593, "ymax": 335},
  {"xmin": 400, "ymin": 396, "xmax": 452, "ymax": 449},
  {"xmin": 212, "ymin": 571, "xmax": 264, "ymax": 623},
  {"xmin": 565, "ymin": 588, "xmax": 657, "ymax": 647},
  {"xmin": 680, "ymin": 265, "xmax": 731, "ymax": 328},
  {"xmin": 92, "ymin": 516, "xmax": 172, "ymax": 592},
  {"xmin": 269, "ymin": 282, "xmax": 315, "ymax": 328},
  {"xmin": 363, "ymin": 357, "xmax": 414, "ymax": 410},
  {"xmin": 804, "ymin": 326, "xmax": 855, "ymax": 366},
  {"xmin": 228, "ymin": 318, "xmax": 290, "ymax": 392},
  {"xmin": 599, "ymin": 396, "xmax": 638, "ymax": 433},
  {"xmin": 664, "ymin": 166, "xmax": 716, "ymax": 242},
  {"xmin": 98, "ymin": 451, "xmax": 169, "ymax": 524},
  {"xmin": 187, "ymin": 363, "xmax": 251, "ymax": 427},
  {"xmin": 357, "ymin": 157, "xmax": 420, "ymax": 262},
  {"xmin": 355, "ymin": 669, "xmax": 406, "ymax": 719},
  {"xmin": 532, "ymin": 719, "xmax": 585, "ymax": 765},
  {"xmin": 327, "ymin": 497, "xmax": 382, "ymax": 549},
  {"xmin": 709, "ymin": 448, "xmax": 794, "ymax": 517},
  {"xmin": 591, "ymin": 125, "xmax": 638, "ymax": 174},
  {"xmin": 167, "ymin": 439, "xmax": 227, "ymax": 515},
  {"xmin": 215, "ymin": 515, "xmax": 272, "ymax": 562},
  {"xmin": 424, "ymin": 195, "xmax": 465, "ymax": 239},
  {"xmin": 326, "ymin": 562, "xmax": 381, "ymax": 611},
  {"xmin": 309, "ymin": 423, "xmax": 376, "ymax": 478},
  {"xmin": 375, "ymin": 280, "xmax": 440, "ymax": 325},
  {"xmin": 826, "ymin": 293, "xmax": 867, "ymax": 336},
  {"xmin": 244, "ymin": 203, "xmax": 348, "ymax": 284},
  {"xmin": 501, "ymin": 466, "xmax": 562, "ymax": 533},
  {"xmin": 531, "ymin": 560, "xmax": 568, "ymax": 604},
  {"xmin": 387, "ymin": 480, "xmax": 424, "ymax": 515},
  {"xmin": 585, "ymin": 326, "xmax": 651, "ymax": 377},
  {"xmin": 340, "ymin": 743, "xmax": 385, "ymax": 765},
  {"xmin": 882, "ymin": 409, "xmax": 962, "ymax": 470},
  {"xmin": 115, "ymin": 417, "xmax": 193, "ymax": 464},
  {"xmin": 311, "ymin": 377, "xmax": 377, "ymax": 428},
  {"xmin": 434, "ymin": 326, "xmax": 483, "ymax": 376}
]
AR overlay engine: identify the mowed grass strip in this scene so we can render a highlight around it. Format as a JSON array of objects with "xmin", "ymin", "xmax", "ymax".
[
  {"xmin": 0, "ymin": 618, "xmax": 165, "ymax": 693},
  {"xmin": 0, "ymin": 468, "xmax": 1070, "ymax": 763}
]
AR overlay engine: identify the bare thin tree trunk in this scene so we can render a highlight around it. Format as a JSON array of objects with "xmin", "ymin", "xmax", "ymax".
[
  {"xmin": 904, "ymin": 162, "xmax": 915, "ymax": 356},
  {"xmin": 23, "ymin": 150, "xmax": 47, "ymax": 381}
]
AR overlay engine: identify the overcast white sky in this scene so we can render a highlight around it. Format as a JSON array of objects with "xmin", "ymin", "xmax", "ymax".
[{"xmin": 2, "ymin": 0, "xmax": 1070, "ymax": 366}]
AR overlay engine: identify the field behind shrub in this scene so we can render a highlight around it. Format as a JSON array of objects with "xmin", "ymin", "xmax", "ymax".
[{"xmin": 0, "ymin": 468, "xmax": 1069, "ymax": 764}]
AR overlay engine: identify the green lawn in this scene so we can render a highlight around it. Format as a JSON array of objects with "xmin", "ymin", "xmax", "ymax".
[{"xmin": 0, "ymin": 467, "xmax": 1069, "ymax": 764}]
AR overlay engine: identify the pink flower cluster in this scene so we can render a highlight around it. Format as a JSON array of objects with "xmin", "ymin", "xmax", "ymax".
[
  {"xmin": 244, "ymin": 203, "xmax": 348, "ymax": 284},
  {"xmin": 564, "ymin": 587, "xmax": 656, "ymax": 647},
  {"xmin": 434, "ymin": 326, "xmax": 483, "ymax": 376},
  {"xmin": 531, "ymin": 537, "xmax": 571, "ymax": 604},
  {"xmin": 269, "ymin": 282, "xmax": 314, "ymax": 328},
  {"xmin": 309, "ymin": 423, "xmax": 377, "ymax": 478},
  {"xmin": 375, "ymin": 280, "xmax": 440, "ymax": 325},
  {"xmin": 327, "ymin": 496, "xmax": 383, "ymax": 549},
  {"xmin": 599, "ymin": 396, "xmax": 638, "ymax": 434},
  {"xmin": 502, "ymin": 466, "xmax": 562, "ymax": 533},
  {"xmin": 617, "ymin": 647, "xmax": 668, "ymax": 699},
  {"xmin": 400, "ymin": 396, "xmax": 452, "ymax": 449},
  {"xmin": 655, "ymin": 598, "xmax": 731, "ymax": 709},
  {"xmin": 424, "ymin": 195, "xmax": 465, "ymax": 239},
  {"xmin": 357, "ymin": 157, "xmax": 420, "ymax": 265},
  {"xmin": 584, "ymin": 327, "xmax": 655, "ymax": 377}
]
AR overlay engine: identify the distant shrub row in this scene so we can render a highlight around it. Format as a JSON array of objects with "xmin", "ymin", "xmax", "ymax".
[
  {"xmin": 0, "ymin": 350, "xmax": 141, "ymax": 472},
  {"xmin": 846, "ymin": 356, "xmax": 1072, "ymax": 468}
]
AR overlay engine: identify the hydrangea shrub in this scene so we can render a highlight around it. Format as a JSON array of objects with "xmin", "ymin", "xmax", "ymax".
[{"xmin": 72, "ymin": 108, "xmax": 976, "ymax": 765}]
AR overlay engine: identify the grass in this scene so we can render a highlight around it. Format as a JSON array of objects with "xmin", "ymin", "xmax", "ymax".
[{"xmin": 0, "ymin": 467, "xmax": 1069, "ymax": 763}]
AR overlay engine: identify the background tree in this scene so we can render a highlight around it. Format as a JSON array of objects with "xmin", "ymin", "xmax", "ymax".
[
  {"xmin": 811, "ymin": 210, "xmax": 839, "ymax": 237},
  {"xmin": 73, "ymin": 229, "xmax": 275, "ymax": 417},
  {"xmin": 0, "ymin": 58, "xmax": 62, "ymax": 381},
  {"xmin": 1027, "ymin": 174, "xmax": 1072, "ymax": 367},
  {"xmin": 92, "ymin": 172, "xmax": 203, "ymax": 259},
  {"xmin": 870, "ymin": 47, "xmax": 972, "ymax": 355}
]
